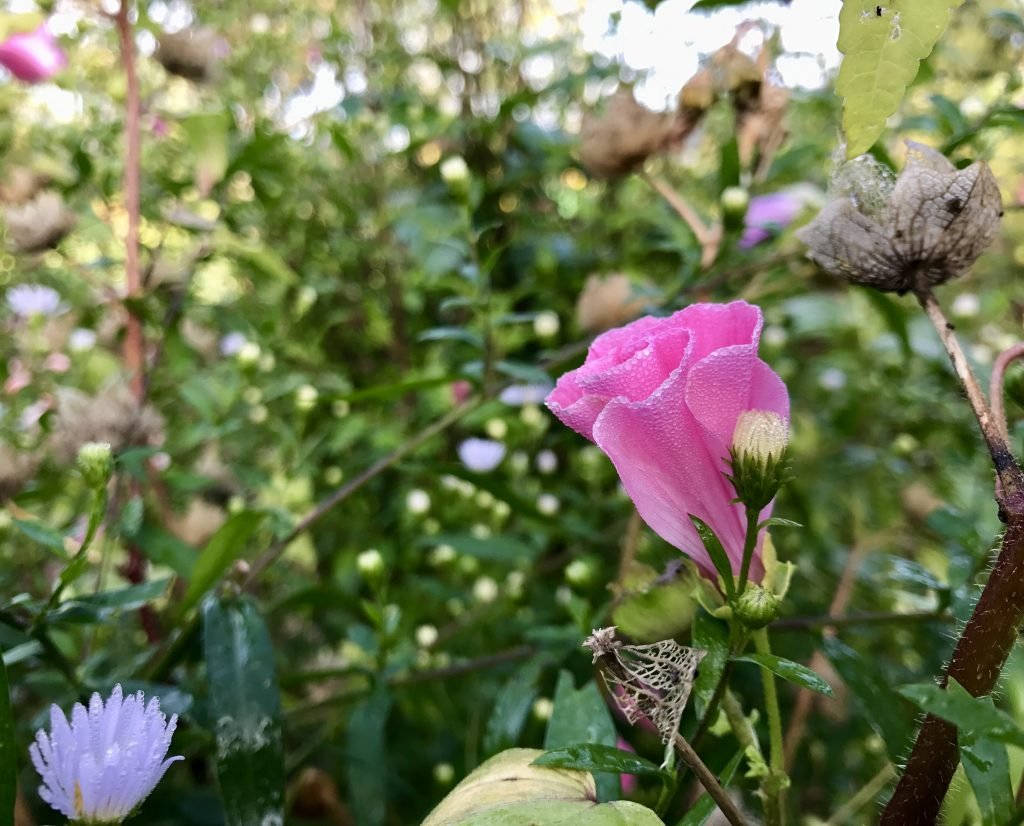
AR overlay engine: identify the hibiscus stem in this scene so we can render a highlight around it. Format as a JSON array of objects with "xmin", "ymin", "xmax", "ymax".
[
  {"xmin": 753, "ymin": 628, "xmax": 787, "ymax": 826},
  {"xmin": 915, "ymin": 287, "xmax": 1023, "ymax": 499},
  {"xmin": 735, "ymin": 505, "xmax": 761, "ymax": 597}
]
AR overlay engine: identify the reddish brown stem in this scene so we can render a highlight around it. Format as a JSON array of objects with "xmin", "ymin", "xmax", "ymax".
[
  {"xmin": 115, "ymin": 0, "xmax": 145, "ymax": 401},
  {"xmin": 991, "ymin": 342, "xmax": 1024, "ymax": 444},
  {"xmin": 881, "ymin": 289, "xmax": 1024, "ymax": 824}
]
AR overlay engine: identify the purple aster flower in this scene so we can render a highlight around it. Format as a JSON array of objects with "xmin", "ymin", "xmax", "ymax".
[
  {"xmin": 498, "ymin": 382, "xmax": 553, "ymax": 406},
  {"xmin": 6, "ymin": 284, "xmax": 64, "ymax": 318},
  {"xmin": 458, "ymin": 437, "xmax": 506, "ymax": 472},
  {"xmin": 739, "ymin": 191, "xmax": 804, "ymax": 249},
  {"xmin": 30, "ymin": 685, "xmax": 183, "ymax": 824},
  {"xmin": 219, "ymin": 331, "xmax": 248, "ymax": 357}
]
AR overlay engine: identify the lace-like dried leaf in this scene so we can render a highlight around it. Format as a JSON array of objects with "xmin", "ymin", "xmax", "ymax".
[
  {"xmin": 797, "ymin": 143, "xmax": 1002, "ymax": 294},
  {"xmin": 584, "ymin": 627, "xmax": 706, "ymax": 745}
]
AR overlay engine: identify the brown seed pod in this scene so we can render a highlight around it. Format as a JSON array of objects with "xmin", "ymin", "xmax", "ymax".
[
  {"xmin": 155, "ymin": 27, "xmax": 224, "ymax": 83},
  {"xmin": 579, "ymin": 90, "xmax": 685, "ymax": 180},
  {"xmin": 797, "ymin": 143, "xmax": 1002, "ymax": 294},
  {"xmin": 575, "ymin": 273, "xmax": 649, "ymax": 334}
]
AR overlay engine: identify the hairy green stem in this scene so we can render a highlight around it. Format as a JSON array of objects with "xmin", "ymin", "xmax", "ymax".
[{"xmin": 753, "ymin": 628, "xmax": 787, "ymax": 826}]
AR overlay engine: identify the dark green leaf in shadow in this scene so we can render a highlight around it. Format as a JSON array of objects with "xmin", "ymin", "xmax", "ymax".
[
  {"xmin": 347, "ymin": 684, "xmax": 392, "ymax": 826},
  {"xmin": 0, "ymin": 657, "xmax": 14, "ymax": 826},
  {"xmin": 692, "ymin": 611, "xmax": 729, "ymax": 719},
  {"xmin": 545, "ymin": 671, "xmax": 618, "ymax": 801}
]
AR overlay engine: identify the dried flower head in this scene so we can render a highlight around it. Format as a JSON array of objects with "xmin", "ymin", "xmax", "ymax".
[
  {"xmin": 0, "ymin": 165, "xmax": 46, "ymax": 205},
  {"xmin": 4, "ymin": 190, "xmax": 75, "ymax": 253},
  {"xmin": 579, "ymin": 90, "xmax": 686, "ymax": 180},
  {"xmin": 575, "ymin": 274, "xmax": 649, "ymax": 334},
  {"xmin": 155, "ymin": 27, "xmax": 225, "ymax": 83},
  {"xmin": 0, "ymin": 444, "xmax": 40, "ymax": 500},
  {"xmin": 583, "ymin": 626, "xmax": 705, "ymax": 745},
  {"xmin": 797, "ymin": 143, "xmax": 1002, "ymax": 294},
  {"xmin": 30, "ymin": 685, "xmax": 182, "ymax": 824},
  {"xmin": 50, "ymin": 386, "xmax": 165, "ymax": 464}
]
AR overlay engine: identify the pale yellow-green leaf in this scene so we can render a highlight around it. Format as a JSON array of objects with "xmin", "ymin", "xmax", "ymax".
[
  {"xmin": 422, "ymin": 748, "xmax": 663, "ymax": 826},
  {"xmin": 837, "ymin": 0, "xmax": 965, "ymax": 157},
  {"xmin": 0, "ymin": 13, "xmax": 43, "ymax": 41}
]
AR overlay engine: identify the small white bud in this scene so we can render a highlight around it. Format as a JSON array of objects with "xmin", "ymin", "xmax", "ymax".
[
  {"xmin": 473, "ymin": 576, "xmax": 499, "ymax": 604},
  {"xmin": 332, "ymin": 399, "xmax": 351, "ymax": 418},
  {"xmin": 537, "ymin": 493, "xmax": 560, "ymax": 515},
  {"xmin": 295, "ymin": 384, "xmax": 319, "ymax": 411},
  {"xmin": 433, "ymin": 762, "xmax": 455, "ymax": 785},
  {"xmin": 357, "ymin": 548, "xmax": 385, "ymax": 578},
  {"xmin": 565, "ymin": 558, "xmax": 594, "ymax": 587},
  {"xmin": 533, "ymin": 311, "xmax": 560, "ymax": 338},
  {"xmin": 415, "ymin": 624, "xmax": 439, "ymax": 648},
  {"xmin": 532, "ymin": 697, "xmax": 554, "ymax": 721},
  {"xmin": 406, "ymin": 489, "xmax": 431, "ymax": 515},
  {"xmin": 484, "ymin": 418, "xmax": 508, "ymax": 440},
  {"xmin": 237, "ymin": 342, "xmax": 261, "ymax": 366},
  {"xmin": 248, "ymin": 404, "xmax": 268, "ymax": 424},
  {"xmin": 732, "ymin": 410, "xmax": 789, "ymax": 463},
  {"xmin": 77, "ymin": 442, "xmax": 113, "ymax": 488},
  {"xmin": 323, "ymin": 466, "xmax": 343, "ymax": 486},
  {"xmin": 440, "ymin": 156, "xmax": 469, "ymax": 184},
  {"xmin": 536, "ymin": 450, "xmax": 558, "ymax": 475},
  {"xmin": 429, "ymin": 544, "xmax": 457, "ymax": 565}
]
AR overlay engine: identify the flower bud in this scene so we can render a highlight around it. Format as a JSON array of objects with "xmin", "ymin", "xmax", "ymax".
[
  {"xmin": 728, "ymin": 410, "xmax": 790, "ymax": 510},
  {"xmin": 357, "ymin": 548, "xmax": 385, "ymax": 581},
  {"xmin": 76, "ymin": 441, "xmax": 113, "ymax": 489},
  {"xmin": 734, "ymin": 584, "xmax": 781, "ymax": 629},
  {"xmin": 294, "ymin": 384, "xmax": 319, "ymax": 412},
  {"xmin": 721, "ymin": 186, "xmax": 750, "ymax": 229}
]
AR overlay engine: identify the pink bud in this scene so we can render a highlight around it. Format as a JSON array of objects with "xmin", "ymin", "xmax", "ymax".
[{"xmin": 0, "ymin": 24, "xmax": 67, "ymax": 84}]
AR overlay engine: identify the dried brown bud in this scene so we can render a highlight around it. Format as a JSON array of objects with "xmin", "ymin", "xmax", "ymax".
[
  {"xmin": 678, "ymin": 68, "xmax": 717, "ymax": 113},
  {"xmin": 575, "ymin": 273, "xmax": 648, "ymax": 333},
  {"xmin": 797, "ymin": 143, "xmax": 1002, "ymax": 294},
  {"xmin": 709, "ymin": 44, "xmax": 762, "ymax": 111},
  {"xmin": 0, "ymin": 166, "xmax": 45, "ymax": 205},
  {"xmin": 155, "ymin": 27, "xmax": 225, "ymax": 83},
  {"xmin": 579, "ymin": 90, "xmax": 683, "ymax": 180},
  {"xmin": 4, "ymin": 191, "xmax": 75, "ymax": 253}
]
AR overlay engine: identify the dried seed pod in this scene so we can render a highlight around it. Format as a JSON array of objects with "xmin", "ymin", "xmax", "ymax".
[
  {"xmin": 797, "ymin": 143, "xmax": 1002, "ymax": 294},
  {"xmin": 579, "ymin": 90, "xmax": 685, "ymax": 180},
  {"xmin": 155, "ymin": 27, "xmax": 224, "ymax": 83},
  {"xmin": 575, "ymin": 273, "xmax": 648, "ymax": 333},
  {"xmin": 4, "ymin": 190, "xmax": 75, "ymax": 253}
]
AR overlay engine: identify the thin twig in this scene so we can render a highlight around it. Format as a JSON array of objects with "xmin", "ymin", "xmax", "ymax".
[
  {"xmin": 642, "ymin": 172, "xmax": 722, "ymax": 268},
  {"xmin": 916, "ymin": 287, "xmax": 1023, "ymax": 499},
  {"xmin": 990, "ymin": 342, "xmax": 1024, "ymax": 444},
  {"xmin": 825, "ymin": 763, "xmax": 897, "ymax": 826},
  {"xmin": 243, "ymin": 399, "xmax": 479, "ymax": 589},
  {"xmin": 673, "ymin": 734, "xmax": 750, "ymax": 826},
  {"xmin": 115, "ymin": 0, "xmax": 145, "ymax": 402},
  {"xmin": 772, "ymin": 610, "xmax": 952, "ymax": 631}
]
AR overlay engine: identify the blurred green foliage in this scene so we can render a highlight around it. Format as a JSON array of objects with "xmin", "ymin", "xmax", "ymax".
[{"xmin": 1, "ymin": 0, "xmax": 1024, "ymax": 823}]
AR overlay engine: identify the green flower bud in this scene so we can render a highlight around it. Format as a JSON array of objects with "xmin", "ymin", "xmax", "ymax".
[
  {"xmin": 721, "ymin": 186, "xmax": 750, "ymax": 230},
  {"xmin": 76, "ymin": 442, "xmax": 113, "ymax": 489},
  {"xmin": 357, "ymin": 548, "xmax": 385, "ymax": 583},
  {"xmin": 734, "ymin": 584, "xmax": 781, "ymax": 630}
]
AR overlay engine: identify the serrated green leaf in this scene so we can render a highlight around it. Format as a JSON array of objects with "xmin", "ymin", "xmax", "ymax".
[
  {"xmin": 203, "ymin": 596, "xmax": 285, "ymax": 826},
  {"xmin": 177, "ymin": 511, "xmax": 266, "ymax": 619},
  {"xmin": 689, "ymin": 515, "xmax": 735, "ymax": 599},
  {"xmin": 0, "ymin": 657, "xmax": 14, "ymax": 826},
  {"xmin": 674, "ymin": 750, "xmax": 743, "ymax": 826},
  {"xmin": 735, "ymin": 653, "xmax": 834, "ymax": 696},
  {"xmin": 544, "ymin": 673, "xmax": 619, "ymax": 801},
  {"xmin": 837, "ymin": 0, "xmax": 966, "ymax": 156},
  {"xmin": 533, "ymin": 744, "xmax": 664, "ymax": 778}
]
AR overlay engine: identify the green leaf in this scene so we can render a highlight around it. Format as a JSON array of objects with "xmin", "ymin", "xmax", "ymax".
[
  {"xmin": 735, "ymin": 654, "xmax": 834, "ymax": 696},
  {"xmin": 425, "ymin": 533, "xmax": 541, "ymax": 563},
  {"xmin": 177, "ymin": 511, "xmax": 265, "ymax": 619},
  {"xmin": 47, "ymin": 578, "xmax": 171, "ymax": 625},
  {"xmin": 422, "ymin": 748, "xmax": 663, "ymax": 826},
  {"xmin": 544, "ymin": 672, "xmax": 619, "ymax": 801},
  {"xmin": 181, "ymin": 110, "xmax": 231, "ymax": 195},
  {"xmin": 485, "ymin": 660, "xmax": 543, "ymax": 757},
  {"xmin": 0, "ymin": 657, "xmax": 14, "ymax": 826},
  {"xmin": 688, "ymin": 515, "xmax": 735, "ymax": 599},
  {"xmin": 691, "ymin": 611, "xmax": 729, "ymax": 719},
  {"xmin": 135, "ymin": 522, "xmax": 196, "ymax": 577},
  {"xmin": 203, "ymin": 595, "xmax": 285, "ymax": 826},
  {"xmin": 533, "ymin": 744, "xmax": 664, "ymax": 778},
  {"xmin": 757, "ymin": 517, "xmax": 803, "ymax": 530},
  {"xmin": 961, "ymin": 730, "xmax": 1012, "ymax": 826},
  {"xmin": 674, "ymin": 750, "xmax": 744, "ymax": 826},
  {"xmin": 11, "ymin": 518, "xmax": 68, "ymax": 559},
  {"xmin": 418, "ymin": 327, "xmax": 484, "ymax": 348},
  {"xmin": 837, "ymin": 0, "xmax": 966, "ymax": 156},
  {"xmin": 897, "ymin": 679, "xmax": 1024, "ymax": 748},
  {"xmin": 347, "ymin": 685, "xmax": 392, "ymax": 826},
  {"xmin": 823, "ymin": 636, "xmax": 913, "ymax": 762}
]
